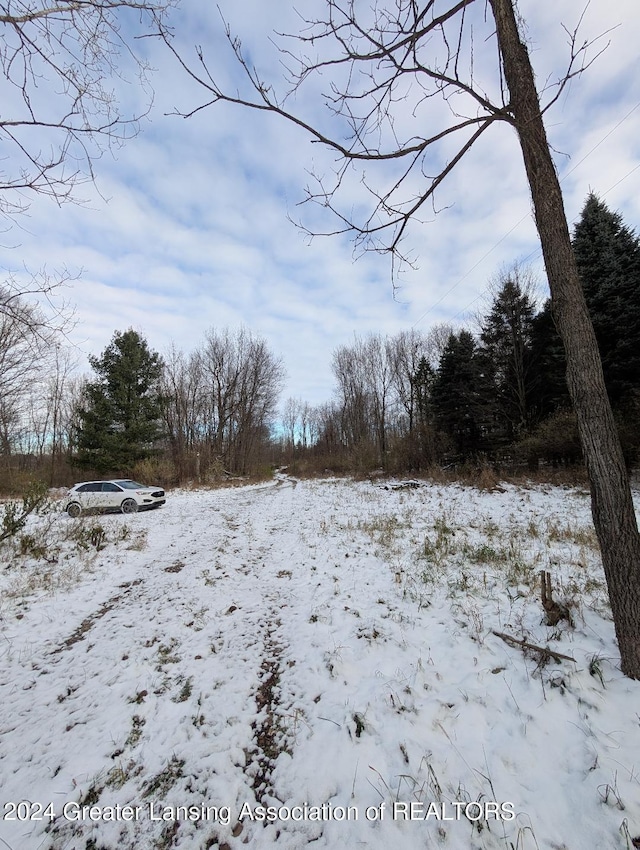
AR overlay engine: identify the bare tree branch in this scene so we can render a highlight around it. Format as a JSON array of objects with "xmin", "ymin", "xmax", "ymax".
[
  {"xmin": 160, "ymin": 1, "xmax": 611, "ymax": 269},
  {"xmin": 0, "ymin": 0, "xmax": 174, "ymax": 220},
  {"xmin": 0, "ymin": 266, "xmax": 76, "ymax": 337},
  {"xmin": 540, "ymin": 14, "xmax": 614, "ymax": 116},
  {"xmin": 159, "ymin": 2, "xmax": 517, "ymax": 264}
]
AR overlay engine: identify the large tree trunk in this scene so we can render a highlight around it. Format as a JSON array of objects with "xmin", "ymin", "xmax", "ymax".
[{"xmin": 490, "ymin": 0, "xmax": 640, "ymax": 679}]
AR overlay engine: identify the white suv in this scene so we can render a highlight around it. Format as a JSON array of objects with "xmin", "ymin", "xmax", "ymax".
[{"xmin": 64, "ymin": 480, "xmax": 166, "ymax": 517}]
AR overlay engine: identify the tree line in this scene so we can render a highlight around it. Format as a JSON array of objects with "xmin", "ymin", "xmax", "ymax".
[
  {"xmin": 284, "ymin": 194, "xmax": 640, "ymax": 475},
  {"xmin": 1, "ymin": 192, "xmax": 638, "ymax": 488},
  {"xmin": 0, "ymin": 323, "xmax": 285, "ymax": 490}
]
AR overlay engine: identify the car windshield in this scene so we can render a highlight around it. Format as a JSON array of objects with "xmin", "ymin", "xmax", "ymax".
[{"xmin": 113, "ymin": 480, "xmax": 146, "ymax": 489}]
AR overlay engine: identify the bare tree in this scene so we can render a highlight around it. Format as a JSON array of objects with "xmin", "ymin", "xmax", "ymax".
[
  {"xmin": 492, "ymin": 0, "xmax": 640, "ymax": 680},
  {"xmin": 388, "ymin": 329, "xmax": 426, "ymax": 435},
  {"xmin": 332, "ymin": 338, "xmax": 373, "ymax": 456},
  {"xmin": 57, "ymin": 373, "xmax": 87, "ymax": 465},
  {"xmin": 163, "ymin": 1, "xmax": 640, "ymax": 677},
  {"xmin": 0, "ymin": 292, "xmax": 55, "ymax": 458},
  {"xmin": 26, "ymin": 344, "xmax": 77, "ymax": 482},
  {"xmin": 171, "ymin": 327, "xmax": 286, "ymax": 476},
  {"xmin": 299, "ymin": 400, "xmax": 313, "ymax": 449},
  {"xmin": 387, "ymin": 328, "xmax": 438, "ymax": 467},
  {"xmin": 231, "ymin": 332, "xmax": 285, "ymax": 473},
  {"xmin": 312, "ymin": 400, "xmax": 343, "ymax": 459},
  {"xmin": 332, "ymin": 333, "xmax": 398, "ymax": 468},
  {"xmin": 281, "ymin": 396, "xmax": 299, "ymax": 447},
  {"xmin": 425, "ymin": 323, "xmax": 456, "ymax": 370},
  {"xmin": 282, "ymin": 396, "xmax": 304, "ymax": 467},
  {"xmin": 0, "ymin": 290, "xmax": 79, "ymax": 485},
  {"xmin": 161, "ymin": 344, "xmax": 205, "ymax": 479},
  {"xmin": 364, "ymin": 334, "xmax": 394, "ymax": 466}
]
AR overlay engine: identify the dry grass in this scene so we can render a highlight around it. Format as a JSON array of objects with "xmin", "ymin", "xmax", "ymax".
[{"xmin": 1, "ymin": 513, "xmax": 147, "ymax": 602}]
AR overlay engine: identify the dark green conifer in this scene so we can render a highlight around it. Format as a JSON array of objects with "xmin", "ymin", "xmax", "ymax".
[
  {"xmin": 431, "ymin": 330, "xmax": 495, "ymax": 459},
  {"xmin": 480, "ymin": 274, "xmax": 537, "ymax": 443},
  {"xmin": 76, "ymin": 329, "xmax": 164, "ymax": 472},
  {"xmin": 572, "ymin": 193, "xmax": 640, "ymax": 407}
]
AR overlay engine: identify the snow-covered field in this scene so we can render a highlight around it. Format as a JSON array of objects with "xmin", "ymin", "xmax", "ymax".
[{"xmin": 1, "ymin": 475, "xmax": 639, "ymax": 850}]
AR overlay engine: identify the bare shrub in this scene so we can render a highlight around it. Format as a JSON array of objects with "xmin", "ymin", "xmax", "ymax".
[
  {"xmin": 132, "ymin": 457, "xmax": 177, "ymax": 487},
  {"xmin": 0, "ymin": 481, "xmax": 50, "ymax": 544}
]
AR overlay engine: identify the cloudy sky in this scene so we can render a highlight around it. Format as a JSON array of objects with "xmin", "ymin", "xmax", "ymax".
[{"xmin": 2, "ymin": 0, "xmax": 639, "ymax": 411}]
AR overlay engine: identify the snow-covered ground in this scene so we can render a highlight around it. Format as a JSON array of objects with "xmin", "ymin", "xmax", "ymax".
[{"xmin": 1, "ymin": 475, "xmax": 639, "ymax": 850}]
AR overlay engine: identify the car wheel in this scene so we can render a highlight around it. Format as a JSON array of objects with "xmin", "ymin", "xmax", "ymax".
[
  {"xmin": 121, "ymin": 498, "xmax": 139, "ymax": 514},
  {"xmin": 67, "ymin": 502, "xmax": 82, "ymax": 518}
]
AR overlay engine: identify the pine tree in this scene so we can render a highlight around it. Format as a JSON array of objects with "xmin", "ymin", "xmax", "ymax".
[
  {"xmin": 480, "ymin": 273, "xmax": 537, "ymax": 443},
  {"xmin": 431, "ymin": 330, "xmax": 495, "ymax": 459},
  {"xmin": 529, "ymin": 299, "xmax": 570, "ymax": 421},
  {"xmin": 413, "ymin": 356, "xmax": 434, "ymax": 428},
  {"xmin": 76, "ymin": 330, "xmax": 164, "ymax": 472},
  {"xmin": 411, "ymin": 355, "xmax": 437, "ymax": 466},
  {"xmin": 572, "ymin": 193, "xmax": 640, "ymax": 407}
]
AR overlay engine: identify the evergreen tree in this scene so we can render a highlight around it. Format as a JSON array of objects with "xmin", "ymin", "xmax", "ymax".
[
  {"xmin": 431, "ymin": 331, "xmax": 495, "ymax": 459},
  {"xmin": 413, "ymin": 355, "xmax": 434, "ymax": 429},
  {"xmin": 480, "ymin": 273, "xmax": 537, "ymax": 443},
  {"xmin": 76, "ymin": 330, "xmax": 164, "ymax": 472},
  {"xmin": 529, "ymin": 299, "xmax": 570, "ymax": 421},
  {"xmin": 572, "ymin": 193, "xmax": 640, "ymax": 407},
  {"xmin": 410, "ymin": 355, "xmax": 437, "ymax": 466},
  {"xmin": 526, "ymin": 196, "xmax": 640, "ymax": 464}
]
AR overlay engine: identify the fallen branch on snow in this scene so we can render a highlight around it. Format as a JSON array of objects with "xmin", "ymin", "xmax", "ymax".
[{"xmin": 492, "ymin": 630, "xmax": 576, "ymax": 664}]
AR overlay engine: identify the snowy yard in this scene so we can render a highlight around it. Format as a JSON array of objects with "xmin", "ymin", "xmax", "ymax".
[{"xmin": 1, "ymin": 475, "xmax": 639, "ymax": 850}]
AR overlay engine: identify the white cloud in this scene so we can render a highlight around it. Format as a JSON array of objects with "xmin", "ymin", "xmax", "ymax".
[{"xmin": 1, "ymin": 0, "xmax": 638, "ymax": 411}]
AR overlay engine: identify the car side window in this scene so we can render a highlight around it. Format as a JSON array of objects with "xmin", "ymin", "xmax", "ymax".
[
  {"xmin": 77, "ymin": 483, "xmax": 101, "ymax": 493},
  {"xmin": 102, "ymin": 483, "xmax": 121, "ymax": 492}
]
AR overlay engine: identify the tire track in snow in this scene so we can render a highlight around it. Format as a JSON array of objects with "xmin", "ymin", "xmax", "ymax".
[
  {"xmin": 4, "ymin": 478, "xmax": 350, "ymax": 850},
  {"xmin": 31, "ymin": 481, "xmax": 299, "ymax": 850},
  {"xmin": 51, "ymin": 579, "xmax": 144, "ymax": 654},
  {"xmin": 223, "ymin": 475, "xmax": 304, "ymax": 808}
]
